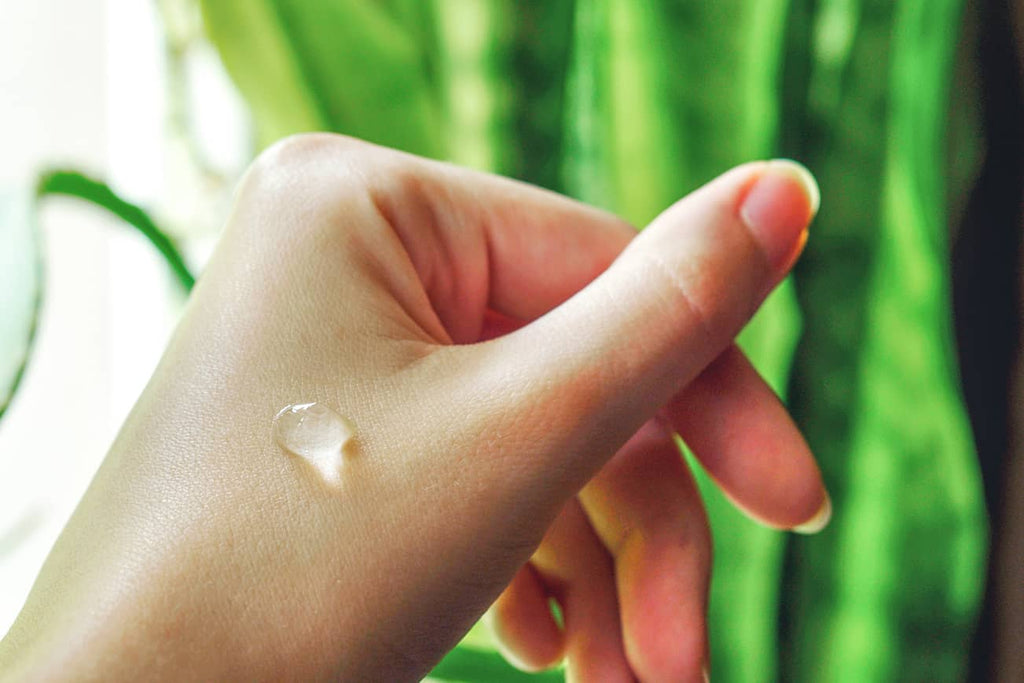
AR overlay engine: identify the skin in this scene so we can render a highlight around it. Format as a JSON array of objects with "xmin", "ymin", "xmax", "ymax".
[{"xmin": 0, "ymin": 134, "xmax": 827, "ymax": 682}]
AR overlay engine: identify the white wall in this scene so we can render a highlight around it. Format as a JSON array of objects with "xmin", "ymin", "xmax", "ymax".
[{"xmin": 0, "ymin": 0, "xmax": 183, "ymax": 635}]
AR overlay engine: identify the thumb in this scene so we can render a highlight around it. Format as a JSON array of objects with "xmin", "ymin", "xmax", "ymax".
[{"xmin": 482, "ymin": 160, "xmax": 818, "ymax": 482}]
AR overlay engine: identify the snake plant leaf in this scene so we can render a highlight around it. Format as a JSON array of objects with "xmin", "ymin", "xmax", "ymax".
[
  {"xmin": 432, "ymin": 1, "xmax": 575, "ymax": 192},
  {"xmin": 0, "ymin": 187, "xmax": 43, "ymax": 421},
  {"xmin": 200, "ymin": 0, "xmax": 443, "ymax": 157},
  {"xmin": 777, "ymin": 0, "xmax": 896, "ymax": 677},
  {"xmin": 780, "ymin": 0, "xmax": 986, "ymax": 679}
]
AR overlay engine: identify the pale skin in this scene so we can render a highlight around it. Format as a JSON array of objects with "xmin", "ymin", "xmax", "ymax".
[{"xmin": 0, "ymin": 135, "xmax": 828, "ymax": 682}]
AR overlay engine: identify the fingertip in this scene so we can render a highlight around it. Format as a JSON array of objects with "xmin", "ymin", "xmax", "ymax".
[
  {"xmin": 773, "ymin": 159, "xmax": 820, "ymax": 216},
  {"xmin": 738, "ymin": 159, "xmax": 819, "ymax": 274},
  {"xmin": 619, "ymin": 534, "xmax": 709, "ymax": 683},
  {"xmin": 792, "ymin": 493, "xmax": 833, "ymax": 535},
  {"xmin": 488, "ymin": 566, "xmax": 565, "ymax": 672}
]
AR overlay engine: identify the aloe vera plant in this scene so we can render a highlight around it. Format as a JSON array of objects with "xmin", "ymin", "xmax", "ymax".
[
  {"xmin": 0, "ymin": 188, "xmax": 42, "ymax": 421},
  {"xmin": 0, "ymin": 171, "xmax": 193, "ymax": 422}
]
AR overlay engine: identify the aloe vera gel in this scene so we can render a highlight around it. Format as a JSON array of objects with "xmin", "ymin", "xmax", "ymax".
[{"xmin": 273, "ymin": 402, "xmax": 354, "ymax": 485}]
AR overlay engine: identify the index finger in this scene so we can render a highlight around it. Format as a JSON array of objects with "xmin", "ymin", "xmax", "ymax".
[{"xmin": 666, "ymin": 344, "xmax": 830, "ymax": 531}]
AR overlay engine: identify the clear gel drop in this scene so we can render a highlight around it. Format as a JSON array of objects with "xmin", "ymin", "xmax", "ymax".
[{"xmin": 273, "ymin": 402, "xmax": 354, "ymax": 485}]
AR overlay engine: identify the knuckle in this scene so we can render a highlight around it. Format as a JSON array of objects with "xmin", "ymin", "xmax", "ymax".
[
  {"xmin": 252, "ymin": 132, "xmax": 368, "ymax": 174},
  {"xmin": 238, "ymin": 133, "xmax": 383, "ymax": 213},
  {"xmin": 238, "ymin": 133, "xmax": 439, "ymax": 235},
  {"xmin": 229, "ymin": 134, "xmax": 399, "ymax": 247}
]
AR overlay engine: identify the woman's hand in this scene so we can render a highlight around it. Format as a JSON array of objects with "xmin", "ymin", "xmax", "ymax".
[{"xmin": 0, "ymin": 134, "xmax": 826, "ymax": 682}]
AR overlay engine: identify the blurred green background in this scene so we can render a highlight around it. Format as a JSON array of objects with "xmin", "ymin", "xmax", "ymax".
[{"xmin": 6, "ymin": 0, "xmax": 1024, "ymax": 681}]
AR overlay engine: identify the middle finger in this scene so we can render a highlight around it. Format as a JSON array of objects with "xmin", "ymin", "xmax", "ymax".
[{"xmin": 578, "ymin": 419, "xmax": 712, "ymax": 683}]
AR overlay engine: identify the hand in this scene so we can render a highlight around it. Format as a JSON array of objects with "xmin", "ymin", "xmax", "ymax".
[{"xmin": 0, "ymin": 135, "xmax": 827, "ymax": 682}]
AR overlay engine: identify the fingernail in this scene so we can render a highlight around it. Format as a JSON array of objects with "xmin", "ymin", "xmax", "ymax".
[
  {"xmin": 793, "ymin": 494, "xmax": 832, "ymax": 534},
  {"xmin": 739, "ymin": 159, "xmax": 819, "ymax": 272},
  {"xmin": 703, "ymin": 665, "xmax": 711, "ymax": 682}
]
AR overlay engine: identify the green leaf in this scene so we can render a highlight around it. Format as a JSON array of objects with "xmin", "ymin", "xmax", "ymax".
[
  {"xmin": 200, "ymin": 0, "xmax": 443, "ymax": 156},
  {"xmin": 37, "ymin": 171, "xmax": 195, "ymax": 293},
  {"xmin": 0, "ymin": 187, "xmax": 43, "ymax": 420},
  {"xmin": 429, "ymin": 645, "xmax": 563, "ymax": 683},
  {"xmin": 1, "ymin": 170, "xmax": 192, "ymax": 427},
  {"xmin": 780, "ymin": 0, "xmax": 986, "ymax": 679},
  {"xmin": 432, "ymin": 1, "xmax": 576, "ymax": 191}
]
